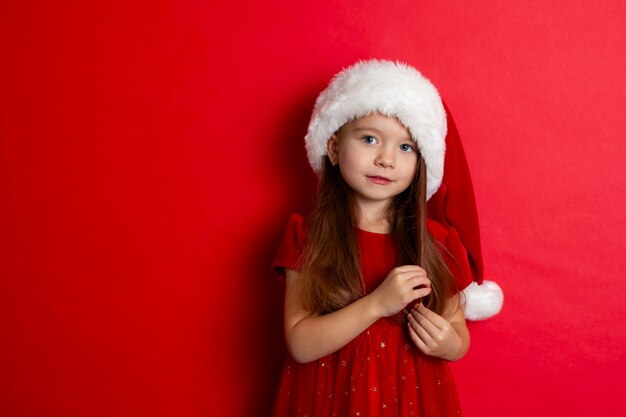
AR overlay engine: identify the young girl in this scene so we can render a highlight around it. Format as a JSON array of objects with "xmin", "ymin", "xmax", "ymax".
[{"xmin": 272, "ymin": 60, "xmax": 482, "ymax": 417}]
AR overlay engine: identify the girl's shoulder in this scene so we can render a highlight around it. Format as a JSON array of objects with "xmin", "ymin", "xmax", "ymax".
[
  {"xmin": 272, "ymin": 213, "xmax": 307, "ymax": 273},
  {"xmin": 284, "ymin": 213, "xmax": 306, "ymax": 242},
  {"xmin": 426, "ymin": 218, "xmax": 474, "ymax": 292},
  {"xmin": 287, "ymin": 213, "xmax": 305, "ymax": 227},
  {"xmin": 426, "ymin": 218, "xmax": 448, "ymax": 241}
]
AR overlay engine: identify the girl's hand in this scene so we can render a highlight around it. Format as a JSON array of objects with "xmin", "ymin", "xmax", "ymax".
[
  {"xmin": 407, "ymin": 303, "xmax": 465, "ymax": 361},
  {"xmin": 369, "ymin": 265, "xmax": 431, "ymax": 318}
]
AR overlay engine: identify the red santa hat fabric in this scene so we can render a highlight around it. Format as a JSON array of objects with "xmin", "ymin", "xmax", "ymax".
[{"xmin": 427, "ymin": 103, "xmax": 503, "ymax": 320}]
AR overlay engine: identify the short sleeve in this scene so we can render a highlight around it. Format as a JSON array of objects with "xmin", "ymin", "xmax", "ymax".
[
  {"xmin": 272, "ymin": 213, "xmax": 306, "ymax": 274},
  {"xmin": 426, "ymin": 218, "xmax": 473, "ymax": 293}
]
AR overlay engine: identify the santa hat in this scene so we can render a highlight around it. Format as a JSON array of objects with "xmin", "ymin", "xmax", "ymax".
[{"xmin": 305, "ymin": 59, "xmax": 503, "ymax": 320}]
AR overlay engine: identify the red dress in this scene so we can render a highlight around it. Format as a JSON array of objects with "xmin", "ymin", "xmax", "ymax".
[{"xmin": 271, "ymin": 214, "xmax": 473, "ymax": 417}]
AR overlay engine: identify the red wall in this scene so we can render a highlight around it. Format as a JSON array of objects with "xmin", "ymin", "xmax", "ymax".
[{"xmin": 2, "ymin": 1, "xmax": 625, "ymax": 416}]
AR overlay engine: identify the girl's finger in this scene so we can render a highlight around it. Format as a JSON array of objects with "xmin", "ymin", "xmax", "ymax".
[
  {"xmin": 415, "ymin": 304, "xmax": 448, "ymax": 328},
  {"xmin": 407, "ymin": 321, "xmax": 429, "ymax": 353},
  {"xmin": 410, "ymin": 287, "xmax": 431, "ymax": 301},
  {"xmin": 399, "ymin": 270, "xmax": 428, "ymax": 282},
  {"xmin": 394, "ymin": 265, "xmax": 427, "ymax": 274},
  {"xmin": 406, "ymin": 276, "xmax": 431, "ymax": 289},
  {"xmin": 411, "ymin": 309, "xmax": 439, "ymax": 338},
  {"xmin": 408, "ymin": 313, "xmax": 434, "ymax": 346}
]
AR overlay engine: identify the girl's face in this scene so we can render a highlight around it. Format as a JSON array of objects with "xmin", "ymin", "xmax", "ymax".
[{"xmin": 327, "ymin": 113, "xmax": 418, "ymax": 210}]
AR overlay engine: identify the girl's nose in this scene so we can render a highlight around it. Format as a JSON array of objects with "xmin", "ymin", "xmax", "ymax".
[{"xmin": 375, "ymin": 148, "xmax": 395, "ymax": 168}]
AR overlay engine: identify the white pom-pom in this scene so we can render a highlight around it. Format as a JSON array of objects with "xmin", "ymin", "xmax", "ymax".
[{"xmin": 461, "ymin": 280, "xmax": 504, "ymax": 321}]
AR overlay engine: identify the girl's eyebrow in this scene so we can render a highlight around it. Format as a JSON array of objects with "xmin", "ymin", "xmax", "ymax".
[
  {"xmin": 352, "ymin": 126, "xmax": 411, "ymax": 141},
  {"xmin": 352, "ymin": 126, "xmax": 383, "ymax": 134}
]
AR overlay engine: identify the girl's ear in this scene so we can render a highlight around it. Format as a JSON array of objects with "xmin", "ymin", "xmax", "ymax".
[{"xmin": 327, "ymin": 135, "xmax": 339, "ymax": 165}]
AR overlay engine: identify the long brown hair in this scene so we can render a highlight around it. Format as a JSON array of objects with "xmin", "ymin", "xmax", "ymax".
[{"xmin": 298, "ymin": 154, "xmax": 459, "ymax": 317}]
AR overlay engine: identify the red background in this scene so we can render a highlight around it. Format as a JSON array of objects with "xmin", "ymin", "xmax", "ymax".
[{"xmin": 2, "ymin": 1, "xmax": 625, "ymax": 416}]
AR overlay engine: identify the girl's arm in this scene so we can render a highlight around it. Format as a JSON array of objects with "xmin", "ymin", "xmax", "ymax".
[
  {"xmin": 406, "ymin": 294, "xmax": 470, "ymax": 361},
  {"xmin": 284, "ymin": 265, "xmax": 432, "ymax": 364}
]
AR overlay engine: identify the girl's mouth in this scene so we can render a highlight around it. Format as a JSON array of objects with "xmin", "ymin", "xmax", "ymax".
[{"xmin": 367, "ymin": 175, "xmax": 392, "ymax": 185}]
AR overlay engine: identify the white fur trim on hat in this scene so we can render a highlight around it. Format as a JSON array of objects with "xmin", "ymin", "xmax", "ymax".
[
  {"xmin": 305, "ymin": 59, "xmax": 447, "ymax": 200},
  {"xmin": 461, "ymin": 280, "xmax": 504, "ymax": 321}
]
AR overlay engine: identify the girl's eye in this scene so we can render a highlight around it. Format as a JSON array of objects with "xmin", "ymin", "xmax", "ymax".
[
  {"xmin": 400, "ymin": 143, "xmax": 415, "ymax": 152},
  {"xmin": 361, "ymin": 135, "xmax": 377, "ymax": 145}
]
